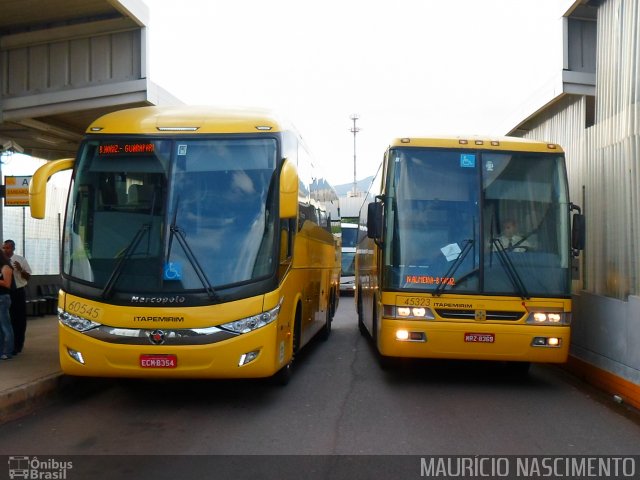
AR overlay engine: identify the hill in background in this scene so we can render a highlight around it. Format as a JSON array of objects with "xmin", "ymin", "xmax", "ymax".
[{"xmin": 333, "ymin": 176, "xmax": 374, "ymax": 196}]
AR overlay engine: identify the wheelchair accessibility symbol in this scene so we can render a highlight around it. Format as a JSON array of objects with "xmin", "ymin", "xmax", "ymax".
[{"xmin": 163, "ymin": 262, "xmax": 183, "ymax": 280}]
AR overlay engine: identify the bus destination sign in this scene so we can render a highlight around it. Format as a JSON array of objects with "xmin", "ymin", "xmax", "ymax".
[{"xmin": 99, "ymin": 142, "xmax": 155, "ymax": 155}]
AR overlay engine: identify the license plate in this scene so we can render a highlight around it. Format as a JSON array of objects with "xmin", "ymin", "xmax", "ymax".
[
  {"xmin": 464, "ymin": 333, "xmax": 495, "ymax": 343},
  {"xmin": 140, "ymin": 354, "xmax": 177, "ymax": 368}
]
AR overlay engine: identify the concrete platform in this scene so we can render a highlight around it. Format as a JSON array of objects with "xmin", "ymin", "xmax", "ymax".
[{"xmin": 0, "ymin": 315, "xmax": 63, "ymax": 424}]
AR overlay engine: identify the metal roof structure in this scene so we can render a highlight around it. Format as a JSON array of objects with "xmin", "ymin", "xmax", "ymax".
[{"xmin": 0, "ymin": 0, "xmax": 180, "ymax": 160}]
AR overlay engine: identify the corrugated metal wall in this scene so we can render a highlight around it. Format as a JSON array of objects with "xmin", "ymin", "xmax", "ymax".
[
  {"xmin": 522, "ymin": 0, "xmax": 639, "ymax": 301},
  {"xmin": 516, "ymin": 0, "xmax": 640, "ymax": 385}
]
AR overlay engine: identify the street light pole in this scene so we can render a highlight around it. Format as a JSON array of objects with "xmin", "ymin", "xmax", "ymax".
[{"xmin": 349, "ymin": 114, "xmax": 360, "ymax": 196}]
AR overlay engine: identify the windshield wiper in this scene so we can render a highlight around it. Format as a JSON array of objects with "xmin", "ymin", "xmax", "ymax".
[
  {"xmin": 491, "ymin": 238, "xmax": 530, "ymax": 300},
  {"xmin": 102, "ymin": 223, "xmax": 150, "ymax": 299},
  {"xmin": 166, "ymin": 201, "xmax": 219, "ymax": 301},
  {"xmin": 102, "ymin": 188, "xmax": 160, "ymax": 299},
  {"xmin": 433, "ymin": 239, "xmax": 474, "ymax": 297}
]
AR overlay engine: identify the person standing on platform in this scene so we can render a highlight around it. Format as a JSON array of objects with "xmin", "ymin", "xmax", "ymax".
[
  {"xmin": 0, "ymin": 249, "xmax": 14, "ymax": 360},
  {"xmin": 3, "ymin": 240, "xmax": 31, "ymax": 355}
]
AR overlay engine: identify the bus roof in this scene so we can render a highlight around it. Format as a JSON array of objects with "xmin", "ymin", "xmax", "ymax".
[
  {"xmin": 389, "ymin": 136, "xmax": 564, "ymax": 153},
  {"xmin": 86, "ymin": 106, "xmax": 291, "ymax": 135}
]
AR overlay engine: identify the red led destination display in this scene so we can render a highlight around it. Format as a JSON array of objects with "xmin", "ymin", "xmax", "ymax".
[{"xmin": 99, "ymin": 142, "xmax": 155, "ymax": 155}]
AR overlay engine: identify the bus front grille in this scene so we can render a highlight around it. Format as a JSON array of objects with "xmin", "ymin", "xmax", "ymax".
[{"xmin": 435, "ymin": 309, "xmax": 524, "ymax": 321}]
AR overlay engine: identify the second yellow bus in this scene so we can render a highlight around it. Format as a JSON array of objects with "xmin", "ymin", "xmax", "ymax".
[{"xmin": 356, "ymin": 136, "xmax": 584, "ymax": 372}]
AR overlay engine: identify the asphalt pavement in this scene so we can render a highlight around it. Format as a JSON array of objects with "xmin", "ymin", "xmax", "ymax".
[{"xmin": 0, "ymin": 312, "xmax": 638, "ymax": 425}]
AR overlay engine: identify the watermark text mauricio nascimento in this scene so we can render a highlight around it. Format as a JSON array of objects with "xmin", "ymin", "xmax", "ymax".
[{"xmin": 420, "ymin": 456, "xmax": 637, "ymax": 478}]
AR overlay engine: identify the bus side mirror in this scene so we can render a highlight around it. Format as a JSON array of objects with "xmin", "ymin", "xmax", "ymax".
[
  {"xmin": 570, "ymin": 203, "xmax": 585, "ymax": 254},
  {"xmin": 367, "ymin": 201, "xmax": 383, "ymax": 242},
  {"xmin": 279, "ymin": 158, "xmax": 298, "ymax": 219},
  {"xmin": 571, "ymin": 213, "xmax": 585, "ymax": 252},
  {"xmin": 29, "ymin": 158, "xmax": 75, "ymax": 219}
]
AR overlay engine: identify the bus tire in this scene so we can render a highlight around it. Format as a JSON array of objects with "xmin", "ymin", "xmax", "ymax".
[
  {"xmin": 378, "ymin": 354, "xmax": 396, "ymax": 370},
  {"xmin": 329, "ymin": 288, "xmax": 337, "ymax": 320},
  {"xmin": 272, "ymin": 361, "xmax": 292, "ymax": 386},
  {"xmin": 271, "ymin": 304, "xmax": 302, "ymax": 386},
  {"xmin": 372, "ymin": 300, "xmax": 379, "ymax": 346},
  {"xmin": 357, "ymin": 287, "xmax": 367, "ymax": 336},
  {"xmin": 320, "ymin": 306, "xmax": 331, "ymax": 341}
]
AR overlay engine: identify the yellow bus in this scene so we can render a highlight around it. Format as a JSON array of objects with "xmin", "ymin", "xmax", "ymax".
[
  {"xmin": 30, "ymin": 106, "xmax": 340, "ymax": 383},
  {"xmin": 356, "ymin": 136, "xmax": 584, "ymax": 372}
]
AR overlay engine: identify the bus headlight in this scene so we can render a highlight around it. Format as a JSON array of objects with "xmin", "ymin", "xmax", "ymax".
[
  {"xmin": 525, "ymin": 311, "xmax": 571, "ymax": 325},
  {"xmin": 221, "ymin": 301, "xmax": 282, "ymax": 334},
  {"xmin": 58, "ymin": 309, "xmax": 101, "ymax": 332},
  {"xmin": 384, "ymin": 305, "xmax": 435, "ymax": 320}
]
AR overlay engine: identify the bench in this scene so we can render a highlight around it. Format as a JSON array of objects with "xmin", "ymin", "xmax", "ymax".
[
  {"xmin": 25, "ymin": 283, "xmax": 61, "ymax": 316},
  {"xmin": 37, "ymin": 283, "xmax": 60, "ymax": 315}
]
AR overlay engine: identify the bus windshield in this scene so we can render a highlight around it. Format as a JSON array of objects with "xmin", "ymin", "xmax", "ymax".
[
  {"xmin": 383, "ymin": 147, "xmax": 571, "ymax": 297},
  {"xmin": 341, "ymin": 225, "xmax": 358, "ymax": 248},
  {"xmin": 341, "ymin": 251, "xmax": 356, "ymax": 276},
  {"xmin": 63, "ymin": 137, "xmax": 278, "ymax": 294}
]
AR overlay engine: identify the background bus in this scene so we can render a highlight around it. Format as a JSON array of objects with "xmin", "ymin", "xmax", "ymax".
[
  {"xmin": 30, "ymin": 106, "xmax": 340, "ymax": 384},
  {"xmin": 339, "ymin": 222, "xmax": 358, "ymax": 295},
  {"xmin": 356, "ymin": 136, "xmax": 584, "ymax": 371}
]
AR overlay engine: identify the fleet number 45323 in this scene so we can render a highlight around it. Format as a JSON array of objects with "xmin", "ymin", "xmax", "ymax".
[{"xmin": 397, "ymin": 296, "xmax": 431, "ymax": 307}]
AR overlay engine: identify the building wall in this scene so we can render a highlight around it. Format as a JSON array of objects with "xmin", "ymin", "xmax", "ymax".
[{"xmin": 516, "ymin": 0, "xmax": 640, "ymax": 385}]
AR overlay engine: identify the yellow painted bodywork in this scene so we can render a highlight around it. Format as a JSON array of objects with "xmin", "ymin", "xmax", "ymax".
[
  {"xmin": 356, "ymin": 135, "xmax": 572, "ymax": 364},
  {"xmin": 57, "ymin": 256, "xmax": 333, "ymax": 379},
  {"xmin": 379, "ymin": 321, "xmax": 569, "ymax": 362},
  {"xmin": 29, "ymin": 158, "xmax": 74, "ymax": 219},
  {"xmin": 389, "ymin": 136, "xmax": 564, "ymax": 153},
  {"xmin": 50, "ymin": 106, "xmax": 340, "ymax": 379},
  {"xmin": 86, "ymin": 106, "xmax": 288, "ymax": 135},
  {"xmin": 377, "ymin": 293, "xmax": 570, "ymax": 362}
]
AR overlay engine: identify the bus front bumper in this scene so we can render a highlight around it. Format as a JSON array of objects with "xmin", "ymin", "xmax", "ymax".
[
  {"xmin": 58, "ymin": 321, "xmax": 286, "ymax": 379},
  {"xmin": 378, "ymin": 318, "xmax": 570, "ymax": 363}
]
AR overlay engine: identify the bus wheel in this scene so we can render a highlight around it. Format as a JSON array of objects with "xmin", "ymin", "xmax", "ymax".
[
  {"xmin": 378, "ymin": 354, "xmax": 396, "ymax": 370},
  {"xmin": 272, "ymin": 361, "xmax": 292, "ymax": 386},
  {"xmin": 357, "ymin": 288, "xmax": 367, "ymax": 336},
  {"xmin": 372, "ymin": 300, "xmax": 379, "ymax": 345},
  {"xmin": 320, "ymin": 307, "xmax": 331, "ymax": 341},
  {"xmin": 271, "ymin": 306, "xmax": 301, "ymax": 386},
  {"xmin": 328, "ymin": 289, "xmax": 336, "ymax": 320}
]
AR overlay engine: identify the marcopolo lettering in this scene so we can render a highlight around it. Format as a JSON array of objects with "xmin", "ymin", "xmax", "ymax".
[{"xmin": 130, "ymin": 295, "xmax": 186, "ymax": 304}]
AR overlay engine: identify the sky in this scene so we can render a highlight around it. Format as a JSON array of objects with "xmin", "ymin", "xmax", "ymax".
[{"xmin": 147, "ymin": 0, "xmax": 568, "ymax": 188}]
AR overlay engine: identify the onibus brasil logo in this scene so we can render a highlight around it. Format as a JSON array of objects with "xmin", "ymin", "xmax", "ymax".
[{"xmin": 8, "ymin": 456, "xmax": 73, "ymax": 479}]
